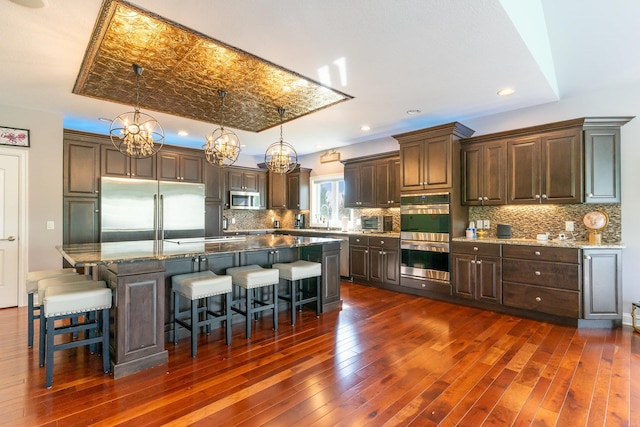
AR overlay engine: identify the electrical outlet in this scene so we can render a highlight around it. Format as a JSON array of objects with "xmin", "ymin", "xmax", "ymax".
[
  {"xmin": 231, "ymin": 218, "xmax": 236, "ymax": 225},
  {"xmin": 476, "ymin": 220, "xmax": 484, "ymax": 229},
  {"xmin": 484, "ymin": 220, "xmax": 490, "ymax": 229},
  {"xmin": 565, "ymin": 221, "xmax": 574, "ymax": 232}
]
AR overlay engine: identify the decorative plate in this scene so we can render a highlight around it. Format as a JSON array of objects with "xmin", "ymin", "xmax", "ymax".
[{"xmin": 583, "ymin": 210, "xmax": 609, "ymax": 231}]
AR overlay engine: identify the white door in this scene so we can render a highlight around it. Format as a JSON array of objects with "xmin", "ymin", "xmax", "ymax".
[{"xmin": 0, "ymin": 154, "xmax": 20, "ymax": 308}]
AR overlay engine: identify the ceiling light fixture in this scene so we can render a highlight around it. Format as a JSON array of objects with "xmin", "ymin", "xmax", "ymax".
[
  {"xmin": 203, "ymin": 90, "xmax": 241, "ymax": 167},
  {"xmin": 109, "ymin": 64, "xmax": 164, "ymax": 159},
  {"xmin": 497, "ymin": 87, "xmax": 515, "ymax": 96},
  {"xmin": 265, "ymin": 108, "xmax": 298, "ymax": 174}
]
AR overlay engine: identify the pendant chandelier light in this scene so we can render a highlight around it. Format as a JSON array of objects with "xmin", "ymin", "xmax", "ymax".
[
  {"xmin": 109, "ymin": 64, "xmax": 164, "ymax": 158},
  {"xmin": 265, "ymin": 108, "xmax": 298, "ymax": 174},
  {"xmin": 203, "ymin": 90, "xmax": 240, "ymax": 167}
]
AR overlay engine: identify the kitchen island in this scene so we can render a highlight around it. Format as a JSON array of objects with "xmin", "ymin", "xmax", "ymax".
[{"xmin": 57, "ymin": 234, "xmax": 342, "ymax": 378}]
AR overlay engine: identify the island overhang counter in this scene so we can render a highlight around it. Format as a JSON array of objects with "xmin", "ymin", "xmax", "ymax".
[{"xmin": 57, "ymin": 234, "xmax": 342, "ymax": 379}]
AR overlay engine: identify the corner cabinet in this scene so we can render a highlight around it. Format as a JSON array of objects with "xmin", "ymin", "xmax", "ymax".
[{"xmin": 394, "ymin": 123, "xmax": 475, "ymax": 193}]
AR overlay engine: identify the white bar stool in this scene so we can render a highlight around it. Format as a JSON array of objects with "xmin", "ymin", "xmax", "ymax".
[
  {"xmin": 226, "ymin": 265, "xmax": 279, "ymax": 339},
  {"xmin": 172, "ymin": 271, "xmax": 233, "ymax": 357},
  {"xmin": 40, "ymin": 283, "xmax": 111, "ymax": 388},
  {"xmin": 26, "ymin": 268, "xmax": 77, "ymax": 347},
  {"xmin": 272, "ymin": 260, "xmax": 322, "ymax": 325},
  {"xmin": 38, "ymin": 279, "xmax": 108, "ymax": 367}
]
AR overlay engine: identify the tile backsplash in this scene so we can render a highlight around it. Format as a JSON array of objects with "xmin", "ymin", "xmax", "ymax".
[{"xmin": 469, "ymin": 204, "xmax": 621, "ymax": 242}]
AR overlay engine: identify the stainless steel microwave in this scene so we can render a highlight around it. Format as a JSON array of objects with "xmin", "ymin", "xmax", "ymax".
[{"xmin": 229, "ymin": 190, "xmax": 260, "ymax": 210}]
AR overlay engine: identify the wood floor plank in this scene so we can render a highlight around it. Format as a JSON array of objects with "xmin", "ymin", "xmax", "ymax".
[{"xmin": 1, "ymin": 282, "xmax": 638, "ymax": 426}]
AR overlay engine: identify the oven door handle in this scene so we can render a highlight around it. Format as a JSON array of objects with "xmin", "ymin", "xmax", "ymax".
[{"xmin": 401, "ymin": 241, "xmax": 450, "ymax": 253}]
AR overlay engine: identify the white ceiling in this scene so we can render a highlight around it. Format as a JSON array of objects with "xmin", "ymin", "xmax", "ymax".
[{"xmin": 1, "ymin": 0, "xmax": 639, "ymax": 159}]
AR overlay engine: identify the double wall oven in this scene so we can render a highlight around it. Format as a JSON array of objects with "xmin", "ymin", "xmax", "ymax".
[{"xmin": 400, "ymin": 193, "xmax": 451, "ymax": 288}]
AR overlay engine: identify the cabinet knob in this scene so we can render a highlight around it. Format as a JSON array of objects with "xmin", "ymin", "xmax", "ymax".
[
  {"xmin": 541, "ymin": 194, "xmax": 548, "ymax": 199},
  {"xmin": 587, "ymin": 192, "xmax": 593, "ymax": 197},
  {"xmin": 421, "ymin": 283, "xmax": 426, "ymax": 288},
  {"xmin": 535, "ymin": 271, "xmax": 541, "ymax": 276},
  {"xmin": 131, "ymin": 173, "xmax": 135, "ymax": 177},
  {"xmin": 585, "ymin": 255, "xmax": 592, "ymax": 260},
  {"xmin": 471, "ymin": 260, "xmax": 476, "ymax": 264},
  {"xmin": 365, "ymin": 250, "xmax": 368, "ymax": 254},
  {"xmin": 534, "ymin": 251, "xmax": 541, "ymax": 256},
  {"xmin": 95, "ymin": 209, "xmax": 99, "ymax": 213},
  {"xmin": 473, "ymin": 247, "xmax": 478, "ymax": 251},
  {"xmin": 476, "ymin": 260, "xmax": 482, "ymax": 265},
  {"xmin": 535, "ymin": 296, "xmax": 542, "ymax": 302},
  {"xmin": 95, "ymin": 190, "xmax": 99, "ymax": 193},
  {"xmin": 483, "ymin": 197, "xmax": 489, "ymax": 201},
  {"xmin": 535, "ymin": 194, "xmax": 540, "ymax": 199},
  {"xmin": 380, "ymin": 240, "xmax": 384, "ymax": 244},
  {"xmin": 478, "ymin": 197, "xmax": 483, "ymax": 201}
]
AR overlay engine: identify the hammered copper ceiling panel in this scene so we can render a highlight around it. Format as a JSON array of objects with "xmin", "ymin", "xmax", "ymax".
[{"xmin": 73, "ymin": 0, "xmax": 353, "ymax": 132}]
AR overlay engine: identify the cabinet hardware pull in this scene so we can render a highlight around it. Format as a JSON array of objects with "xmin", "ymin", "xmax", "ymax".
[
  {"xmin": 471, "ymin": 260, "xmax": 476, "ymax": 264},
  {"xmin": 534, "ymin": 251, "xmax": 541, "ymax": 256},
  {"xmin": 587, "ymin": 192, "xmax": 593, "ymax": 197},
  {"xmin": 473, "ymin": 247, "xmax": 478, "ymax": 251},
  {"xmin": 421, "ymin": 283, "xmax": 426, "ymax": 288},
  {"xmin": 585, "ymin": 255, "xmax": 591, "ymax": 260},
  {"xmin": 381, "ymin": 240, "xmax": 384, "ymax": 244},
  {"xmin": 476, "ymin": 260, "xmax": 482, "ymax": 264},
  {"xmin": 483, "ymin": 196, "xmax": 489, "ymax": 201},
  {"xmin": 535, "ymin": 296, "xmax": 542, "ymax": 302},
  {"xmin": 478, "ymin": 197, "xmax": 483, "ymax": 201},
  {"xmin": 535, "ymin": 194, "xmax": 540, "ymax": 199},
  {"xmin": 541, "ymin": 194, "xmax": 548, "ymax": 199},
  {"xmin": 535, "ymin": 271, "xmax": 541, "ymax": 276}
]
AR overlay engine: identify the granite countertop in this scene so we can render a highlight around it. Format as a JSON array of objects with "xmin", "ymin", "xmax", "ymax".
[
  {"xmin": 451, "ymin": 236, "xmax": 625, "ymax": 249},
  {"xmin": 224, "ymin": 228, "xmax": 401, "ymax": 238},
  {"xmin": 57, "ymin": 234, "xmax": 341, "ymax": 266}
]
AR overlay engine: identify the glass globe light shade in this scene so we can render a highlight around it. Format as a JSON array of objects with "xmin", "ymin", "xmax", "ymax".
[
  {"xmin": 110, "ymin": 109, "xmax": 164, "ymax": 158},
  {"xmin": 203, "ymin": 127, "xmax": 240, "ymax": 167},
  {"xmin": 265, "ymin": 140, "xmax": 297, "ymax": 174}
]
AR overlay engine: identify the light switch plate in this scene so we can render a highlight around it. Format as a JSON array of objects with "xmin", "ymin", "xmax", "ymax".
[
  {"xmin": 46, "ymin": 221, "xmax": 54, "ymax": 230},
  {"xmin": 484, "ymin": 220, "xmax": 490, "ymax": 229},
  {"xmin": 476, "ymin": 220, "xmax": 484, "ymax": 229}
]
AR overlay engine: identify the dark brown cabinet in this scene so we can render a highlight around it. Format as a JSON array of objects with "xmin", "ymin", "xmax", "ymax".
[
  {"xmin": 287, "ymin": 168, "xmax": 311, "ymax": 210},
  {"xmin": 452, "ymin": 242, "xmax": 501, "ymax": 304},
  {"xmin": 461, "ymin": 140, "xmax": 507, "ymax": 205},
  {"xmin": 368, "ymin": 237, "xmax": 400, "ymax": 286},
  {"xmin": 63, "ymin": 197, "xmax": 100, "ymax": 245},
  {"xmin": 157, "ymin": 150, "xmax": 203, "ymax": 183},
  {"xmin": 101, "ymin": 145, "xmax": 156, "ymax": 180},
  {"xmin": 204, "ymin": 162, "xmax": 224, "ymax": 202},
  {"xmin": 395, "ymin": 122, "xmax": 475, "ymax": 193},
  {"xmin": 205, "ymin": 200, "xmax": 223, "ymax": 237},
  {"xmin": 502, "ymin": 245, "xmax": 581, "ymax": 319},
  {"xmin": 64, "ymin": 137, "xmax": 101, "ymax": 198},
  {"xmin": 349, "ymin": 235, "xmax": 399, "ymax": 287},
  {"xmin": 228, "ymin": 169, "xmax": 259, "ymax": 192},
  {"xmin": 582, "ymin": 249, "xmax": 622, "ymax": 320},
  {"xmin": 268, "ymin": 171, "xmax": 287, "ymax": 209},
  {"xmin": 344, "ymin": 161, "xmax": 376, "ymax": 208},
  {"xmin": 507, "ymin": 128, "xmax": 582, "ymax": 204},
  {"xmin": 376, "ymin": 157, "xmax": 401, "ymax": 207}
]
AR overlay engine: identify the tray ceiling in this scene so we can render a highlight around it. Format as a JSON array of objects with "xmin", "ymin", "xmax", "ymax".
[{"xmin": 73, "ymin": 0, "xmax": 353, "ymax": 133}]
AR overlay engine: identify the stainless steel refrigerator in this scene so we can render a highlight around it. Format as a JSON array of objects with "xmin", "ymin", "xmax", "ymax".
[{"xmin": 100, "ymin": 177, "xmax": 205, "ymax": 242}]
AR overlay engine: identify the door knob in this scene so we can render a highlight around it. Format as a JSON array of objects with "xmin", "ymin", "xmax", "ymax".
[{"xmin": 0, "ymin": 236, "xmax": 16, "ymax": 241}]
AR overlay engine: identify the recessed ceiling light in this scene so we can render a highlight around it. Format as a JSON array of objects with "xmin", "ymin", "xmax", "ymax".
[
  {"xmin": 497, "ymin": 87, "xmax": 515, "ymax": 96},
  {"xmin": 178, "ymin": 130, "xmax": 188, "ymax": 136},
  {"xmin": 406, "ymin": 109, "xmax": 421, "ymax": 115},
  {"xmin": 361, "ymin": 125, "xmax": 371, "ymax": 131}
]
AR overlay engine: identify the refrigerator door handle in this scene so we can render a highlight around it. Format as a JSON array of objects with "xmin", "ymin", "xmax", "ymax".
[
  {"xmin": 159, "ymin": 194, "xmax": 164, "ymax": 241},
  {"xmin": 153, "ymin": 194, "xmax": 158, "ymax": 241}
]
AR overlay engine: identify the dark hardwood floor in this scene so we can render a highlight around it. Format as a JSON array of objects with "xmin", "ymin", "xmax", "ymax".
[{"xmin": 1, "ymin": 281, "xmax": 639, "ymax": 426}]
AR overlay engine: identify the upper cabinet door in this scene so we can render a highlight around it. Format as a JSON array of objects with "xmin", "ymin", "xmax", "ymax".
[
  {"xmin": 64, "ymin": 140, "xmax": 101, "ymax": 197},
  {"xmin": 399, "ymin": 141, "xmax": 424, "ymax": 192},
  {"xmin": 507, "ymin": 136, "xmax": 540, "ymax": 204},
  {"xmin": 157, "ymin": 150, "xmax": 203, "ymax": 182},
  {"xmin": 482, "ymin": 141, "xmax": 507, "ymax": 205},
  {"xmin": 541, "ymin": 128, "xmax": 582, "ymax": 204},
  {"xmin": 584, "ymin": 127, "xmax": 621, "ymax": 203}
]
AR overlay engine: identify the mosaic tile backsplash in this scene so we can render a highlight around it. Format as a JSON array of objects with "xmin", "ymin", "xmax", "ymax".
[{"xmin": 469, "ymin": 204, "xmax": 621, "ymax": 242}]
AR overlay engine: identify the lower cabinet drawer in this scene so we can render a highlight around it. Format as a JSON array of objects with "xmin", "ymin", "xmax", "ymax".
[
  {"xmin": 503, "ymin": 281, "xmax": 580, "ymax": 318},
  {"xmin": 502, "ymin": 259, "xmax": 580, "ymax": 290},
  {"xmin": 401, "ymin": 276, "xmax": 451, "ymax": 295}
]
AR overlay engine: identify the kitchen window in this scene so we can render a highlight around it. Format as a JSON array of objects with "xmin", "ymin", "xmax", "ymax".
[{"xmin": 310, "ymin": 175, "xmax": 350, "ymax": 227}]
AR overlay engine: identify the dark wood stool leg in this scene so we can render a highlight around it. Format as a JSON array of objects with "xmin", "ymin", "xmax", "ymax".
[
  {"xmin": 190, "ymin": 299, "xmax": 198, "ymax": 357},
  {"xmin": 315, "ymin": 276, "xmax": 321, "ymax": 317}
]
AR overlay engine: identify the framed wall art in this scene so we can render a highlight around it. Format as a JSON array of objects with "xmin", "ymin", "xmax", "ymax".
[{"xmin": 0, "ymin": 126, "xmax": 30, "ymax": 147}]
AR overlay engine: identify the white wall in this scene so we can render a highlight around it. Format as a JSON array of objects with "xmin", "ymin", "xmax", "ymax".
[
  {"xmin": 302, "ymin": 81, "xmax": 640, "ymax": 324},
  {"xmin": 0, "ymin": 104, "xmax": 64, "ymax": 305}
]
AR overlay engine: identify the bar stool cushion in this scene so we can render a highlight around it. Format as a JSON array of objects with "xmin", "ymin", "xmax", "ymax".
[
  {"xmin": 26, "ymin": 268, "xmax": 76, "ymax": 294},
  {"xmin": 172, "ymin": 271, "xmax": 232, "ymax": 300},
  {"xmin": 227, "ymin": 265, "xmax": 279, "ymax": 289},
  {"xmin": 37, "ymin": 274, "xmax": 91, "ymax": 303},
  {"xmin": 273, "ymin": 260, "xmax": 322, "ymax": 281},
  {"xmin": 44, "ymin": 282, "xmax": 110, "ymax": 316}
]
